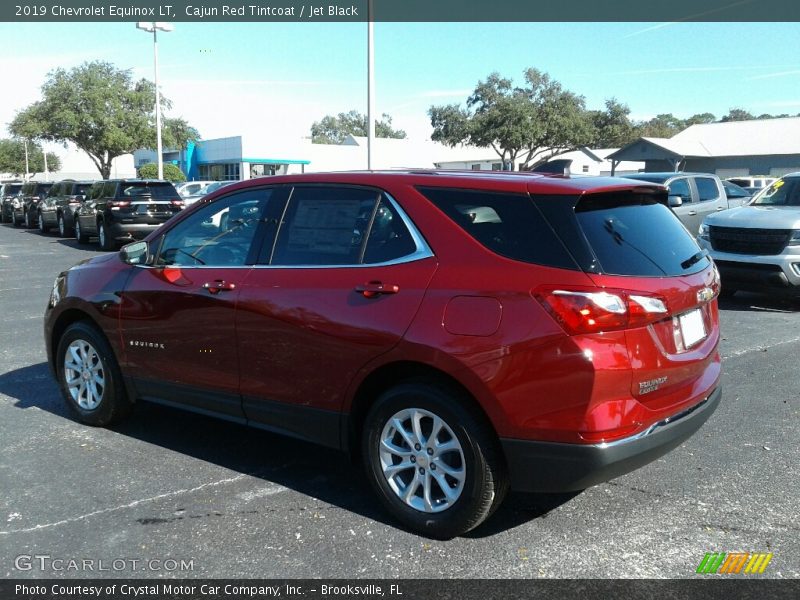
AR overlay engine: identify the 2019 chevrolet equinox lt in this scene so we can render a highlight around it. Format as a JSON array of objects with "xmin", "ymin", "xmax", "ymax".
[{"xmin": 45, "ymin": 171, "xmax": 722, "ymax": 538}]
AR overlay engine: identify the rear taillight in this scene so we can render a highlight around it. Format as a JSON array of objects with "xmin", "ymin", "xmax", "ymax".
[
  {"xmin": 170, "ymin": 199, "xmax": 184, "ymax": 207},
  {"xmin": 108, "ymin": 200, "xmax": 131, "ymax": 208},
  {"xmin": 535, "ymin": 287, "xmax": 668, "ymax": 335}
]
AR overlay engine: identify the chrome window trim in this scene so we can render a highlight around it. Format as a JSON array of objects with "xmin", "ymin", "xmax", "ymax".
[{"xmin": 260, "ymin": 189, "xmax": 434, "ymax": 269}]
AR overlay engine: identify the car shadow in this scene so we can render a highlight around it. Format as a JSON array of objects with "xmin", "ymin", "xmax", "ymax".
[
  {"xmin": 1, "ymin": 363, "xmax": 574, "ymax": 538},
  {"xmin": 717, "ymin": 292, "xmax": 800, "ymax": 313},
  {"xmin": 56, "ymin": 238, "xmax": 104, "ymax": 252}
]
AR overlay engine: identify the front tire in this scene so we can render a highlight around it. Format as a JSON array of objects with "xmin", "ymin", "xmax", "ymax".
[
  {"xmin": 56, "ymin": 322, "xmax": 132, "ymax": 426},
  {"xmin": 362, "ymin": 381, "xmax": 507, "ymax": 539}
]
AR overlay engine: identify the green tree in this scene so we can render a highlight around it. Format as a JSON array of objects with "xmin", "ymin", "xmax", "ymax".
[
  {"xmin": 311, "ymin": 110, "xmax": 407, "ymax": 144},
  {"xmin": 589, "ymin": 98, "xmax": 636, "ymax": 147},
  {"xmin": 720, "ymin": 108, "xmax": 755, "ymax": 122},
  {"xmin": 0, "ymin": 138, "xmax": 60, "ymax": 177},
  {"xmin": 684, "ymin": 112, "xmax": 716, "ymax": 126},
  {"xmin": 429, "ymin": 69, "xmax": 592, "ymax": 170},
  {"xmin": 9, "ymin": 61, "xmax": 198, "ymax": 179},
  {"xmin": 137, "ymin": 162, "xmax": 186, "ymax": 183},
  {"xmin": 634, "ymin": 113, "xmax": 686, "ymax": 138}
]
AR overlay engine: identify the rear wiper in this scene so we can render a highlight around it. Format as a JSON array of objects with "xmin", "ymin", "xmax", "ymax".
[{"xmin": 681, "ymin": 249, "xmax": 708, "ymax": 269}]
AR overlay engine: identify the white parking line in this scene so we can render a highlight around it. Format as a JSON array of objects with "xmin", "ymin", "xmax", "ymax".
[
  {"xmin": 723, "ymin": 335, "xmax": 800, "ymax": 360},
  {"xmin": 0, "ymin": 473, "xmax": 252, "ymax": 535}
]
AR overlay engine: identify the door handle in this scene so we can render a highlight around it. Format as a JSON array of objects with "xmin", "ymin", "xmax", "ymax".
[
  {"xmin": 716, "ymin": 206, "xmax": 725, "ymax": 211},
  {"xmin": 687, "ymin": 210, "xmax": 697, "ymax": 216},
  {"xmin": 355, "ymin": 281, "xmax": 400, "ymax": 298},
  {"xmin": 203, "ymin": 280, "xmax": 236, "ymax": 294}
]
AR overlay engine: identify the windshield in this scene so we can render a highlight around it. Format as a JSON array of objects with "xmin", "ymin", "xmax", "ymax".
[{"xmin": 750, "ymin": 177, "xmax": 800, "ymax": 206}]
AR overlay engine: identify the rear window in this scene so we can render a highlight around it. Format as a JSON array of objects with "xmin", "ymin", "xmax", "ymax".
[
  {"xmin": 575, "ymin": 192, "xmax": 708, "ymax": 276},
  {"xmin": 119, "ymin": 183, "xmax": 178, "ymax": 199},
  {"xmin": 72, "ymin": 183, "xmax": 92, "ymax": 196},
  {"xmin": 4, "ymin": 184, "xmax": 22, "ymax": 195},
  {"xmin": 417, "ymin": 187, "xmax": 577, "ymax": 270}
]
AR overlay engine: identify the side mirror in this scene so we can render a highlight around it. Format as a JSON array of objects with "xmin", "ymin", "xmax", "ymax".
[
  {"xmin": 668, "ymin": 195, "xmax": 683, "ymax": 207},
  {"xmin": 120, "ymin": 240, "xmax": 150, "ymax": 266}
]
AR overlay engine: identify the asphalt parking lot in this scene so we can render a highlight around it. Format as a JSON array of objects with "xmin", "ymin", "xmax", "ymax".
[{"xmin": 0, "ymin": 222, "xmax": 798, "ymax": 579}]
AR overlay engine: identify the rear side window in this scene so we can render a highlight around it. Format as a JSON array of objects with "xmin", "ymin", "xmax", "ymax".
[
  {"xmin": 575, "ymin": 192, "xmax": 707, "ymax": 276},
  {"xmin": 417, "ymin": 187, "xmax": 577, "ymax": 269},
  {"xmin": 695, "ymin": 177, "xmax": 720, "ymax": 202}
]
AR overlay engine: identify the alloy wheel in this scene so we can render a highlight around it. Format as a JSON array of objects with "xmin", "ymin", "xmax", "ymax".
[
  {"xmin": 63, "ymin": 339, "xmax": 105, "ymax": 411},
  {"xmin": 379, "ymin": 407, "xmax": 466, "ymax": 513}
]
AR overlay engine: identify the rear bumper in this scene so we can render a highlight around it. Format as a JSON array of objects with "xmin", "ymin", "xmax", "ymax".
[
  {"xmin": 105, "ymin": 221, "xmax": 164, "ymax": 241},
  {"xmin": 500, "ymin": 386, "xmax": 721, "ymax": 493}
]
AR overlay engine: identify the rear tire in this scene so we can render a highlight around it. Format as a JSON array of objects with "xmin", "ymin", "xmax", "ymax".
[
  {"xmin": 98, "ymin": 221, "xmax": 115, "ymax": 251},
  {"xmin": 38, "ymin": 211, "xmax": 50, "ymax": 234},
  {"xmin": 362, "ymin": 380, "xmax": 508, "ymax": 539},
  {"xmin": 24, "ymin": 209, "xmax": 33, "ymax": 229},
  {"xmin": 56, "ymin": 321, "xmax": 132, "ymax": 426},
  {"xmin": 58, "ymin": 213, "xmax": 72, "ymax": 237},
  {"xmin": 12, "ymin": 211, "xmax": 21, "ymax": 228},
  {"xmin": 75, "ymin": 220, "xmax": 89, "ymax": 244}
]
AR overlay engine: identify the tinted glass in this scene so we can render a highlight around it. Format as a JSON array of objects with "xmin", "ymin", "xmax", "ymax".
[
  {"xmin": 695, "ymin": 177, "xmax": 720, "ymax": 202},
  {"xmin": 418, "ymin": 187, "xmax": 577, "ymax": 269},
  {"xmin": 73, "ymin": 183, "xmax": 92, "ymax": 196},
  {"xmin": 575, "ymin": 192, "xmax": 708, "ymax": 276},
  {"xmin": 722, "ymin": 181, "xmax": 749, "ymax": 199},
  {"xmin": 119, "ymin": 182, "xmax": 178, "ymax": 199},
  {"xmin": 667, "ymin": 178, "xmax": 691, "ymax": 201},
  {"xmin": 270, "ymin": 187, "xmax": 380, "ymax": 266},
  {"xmin": 4, "ymin": 184, "xmax": 22, "ymax": 195},
  {"xmin": 89, "ymin": 183, "xmax": 105, "ymax": 200},
  {"xmin": 363, "ymin": 197, "xmax": 418, "ymax": 264},
  {"xmin": 102, "ymin": 182, "xmax": 117, "ymax": 197},
  {"xmin": 751, "ymin": 177, "xmax": 800, "ymax": 206},
  {"xmin": 157, "ymin": 189, "xmax": 271, "ymax": 267},
  {"xmin": 621, "ymin": 174, "xmax": 671, "ymax": 184}
]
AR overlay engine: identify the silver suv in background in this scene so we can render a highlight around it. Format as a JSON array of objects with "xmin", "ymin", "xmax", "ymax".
[
  {"xmin": 698, "ymin": 173, "xmax": 800, "ymax": 298},
  {"xmin": 622, "ymin": 172, "xmax": 744, "ymax": 235}
]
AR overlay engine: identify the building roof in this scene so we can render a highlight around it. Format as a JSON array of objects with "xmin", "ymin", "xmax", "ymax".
[
  {"xmin": 672, "ymin": 117, "xmax": 800, "ymax": 157},
  {"xmin": 608, "ymin": 117, "xmax": 800, "ymax": 163}
]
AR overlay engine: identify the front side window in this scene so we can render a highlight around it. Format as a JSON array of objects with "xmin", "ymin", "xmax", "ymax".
[
  {"xmin": 695, "ymin": 177, "xmax": 720, "ymax": 202},
  {"xmin": 156, "ymin": 189, "xmax": 271, "ymax": 267},
  {"xmin": 270, "ymin": 186, "xmax": 417, "ymax": 266},
  {"xmin": 667, "ymin": 178, "xmax": 692, "ymax": 202}
]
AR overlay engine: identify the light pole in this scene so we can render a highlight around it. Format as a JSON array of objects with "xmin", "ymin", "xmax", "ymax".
[
  {"xmin": 136, "ymin": 21, "xmax": 173, "ymax": 180},
  {"xmin": 367, "ymin": 0, "xmax": 375, "ymax": 170}
]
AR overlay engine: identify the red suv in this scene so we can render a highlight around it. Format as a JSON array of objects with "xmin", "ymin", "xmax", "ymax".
[{"xmin": 44, "ymin": 172, "xmax": 722, "ymax": 538}]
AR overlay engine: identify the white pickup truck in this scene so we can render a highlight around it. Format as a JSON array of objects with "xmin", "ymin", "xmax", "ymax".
[{"xmin": 623, "ymin": 172, "xmax": 747, "ymax": 235}]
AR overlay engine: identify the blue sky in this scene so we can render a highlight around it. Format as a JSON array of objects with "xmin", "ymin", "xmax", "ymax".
[{"xmin": 3, "ymin": 21, "xmax": 800, "ymax": 143}]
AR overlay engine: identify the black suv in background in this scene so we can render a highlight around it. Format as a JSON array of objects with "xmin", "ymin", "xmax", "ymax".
[
  {"xmin": 74, "ymin": 179, "xmax": 183, "ymax": 249},
  {"xmin": 14, "ymin": 181, "xmax": 54, "ymax": 228},
  {"xmin": 37, "ymin": 180, "xmax": 94, "ymax": 236},
  {"xmin": 0, "ymin": 182, "xmax": 23, "ymax": 223}
]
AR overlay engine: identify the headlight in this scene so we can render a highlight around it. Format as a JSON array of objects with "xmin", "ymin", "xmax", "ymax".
[
  {"xmin": 789, "ymin": 230, "xmax": 800, "ymax": 246},
  {"xmin": 698, "ymin": 223, "xmax": 709, "ymax": 240},
  {"xmin": 49, "ymin": 275, "xmax": 63, "ymax": 307}
]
